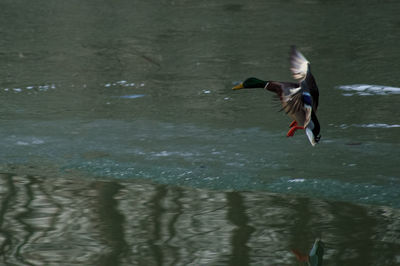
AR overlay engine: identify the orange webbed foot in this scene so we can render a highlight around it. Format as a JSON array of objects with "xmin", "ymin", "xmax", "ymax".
[
  {"xmin": 287, "ymin": 126, "xmax": 304, "ymax": 137},
  {"xmin": 289, "ymin": 120, "xmax": 298, "ymax": 128}
]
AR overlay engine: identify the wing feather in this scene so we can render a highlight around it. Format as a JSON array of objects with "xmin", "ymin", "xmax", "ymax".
[
  {"xmin": 265, "ymin": 82, "xmax": 304, "ymax": 115},
  {"xmin": 290, "ymin": 46, "xmax": 309, "ymax": 81},
  {"xmin": 290, "ymin": 46, "xmax": 319, "ymax": 112},
  {"xmin": 282, "ymin": 92, "xmax": 303, "ymax": 115}
]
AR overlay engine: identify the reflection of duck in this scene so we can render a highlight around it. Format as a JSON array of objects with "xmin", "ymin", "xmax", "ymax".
[
  {"xmin": 292, "ymin": 238, "xmax": 324, "ymax": 266},
  {"xmin": 232, "ymin": 46, "xmax": 321, "ymax": 146}
]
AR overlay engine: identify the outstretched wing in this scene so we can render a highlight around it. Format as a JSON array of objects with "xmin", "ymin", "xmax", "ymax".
[
  {"xmin": 290, "ymin": 46, "xmax": 309, "ymax": 81},
  {"xmin": 265, "ymin": 82, "xmax": 301, "ymax": 113},
  {"xmin": 290, "ymin": 46, "xmax": 319, "ymax": 111},
  {"xmin": 265, "ymin": 81, "xmax": 312, "ymax": 127}
]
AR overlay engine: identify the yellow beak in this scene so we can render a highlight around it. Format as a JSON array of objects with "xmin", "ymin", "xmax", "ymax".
[{"xmin": 232, "ymin": 83, "xmax": 244, "ymax": 90}]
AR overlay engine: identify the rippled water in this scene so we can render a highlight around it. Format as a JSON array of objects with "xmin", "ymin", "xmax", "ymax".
[
  {"xmin": 0, "ymin": 0, "xmax": 400, "ymax": 265},
  {"xmin": 1, "ymin": 174, "xmax": 399, "ymax": 265}
]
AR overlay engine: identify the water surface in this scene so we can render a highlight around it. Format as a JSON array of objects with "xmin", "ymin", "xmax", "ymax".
[
  {"xmin": 0, "ymin": 174, "xmax": 399, "ymax": 265},
  {"xmin": 0, "ymin": 0, "xmax": 399, "ymax": 265}
]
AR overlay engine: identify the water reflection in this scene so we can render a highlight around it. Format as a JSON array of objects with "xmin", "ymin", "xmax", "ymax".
[
  {"xmin": 0, "ymin": 173, "xmax": 399, "ymax": 265},
  {"xmin": 292, "ymin": 238, "xmax": 324, "ymax": 266}
]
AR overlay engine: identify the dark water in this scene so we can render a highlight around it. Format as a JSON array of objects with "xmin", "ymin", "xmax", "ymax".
[
  {"xmin": 1, "ymin": 0, "xmax": 400, "ymax": 265},
  {"xmin": 0, "ymin": 173, "xmax": 399, "ymax": 265}
]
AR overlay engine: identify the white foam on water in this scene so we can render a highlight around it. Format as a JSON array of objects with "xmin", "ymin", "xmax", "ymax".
[
  {"xmin": 288, "ymin": 178, "xmax": 306, "ymax": 183},
  {"xmin": 2, "ymin": 84, "xmax": 57, "ymax": 93},
  {"xmin": 337, "ymin": 84, "xmax": 400, "ymax": 96},
  {"xmin": 104, "ymin": 81, "xmax": 142, "ymax": 88},
  {"xmin": 152, "ymin": 151, "xmax": 195, "ymax": 158},
  {"xmin": 116, "ymin": 94, "xmax": 146, "ymax": 99},
  {"xmin": 339, "ymin": 123, "xmax": 400, "ymax": 129},
  {"xmin": 32, "ymin": 139, "xmax": 45, "ymax": 144},
  {"xmin": 16, "ymin": 141, "xmax": 30, "ymax": 146},
  {"xmin": 2, "ymin": 80, "xmax": 146, "ymax": 94},
  {"xmin": 15, "ymin": 138, "xmax": 45, "ymax": 146},
  {"xmin": 357, "ymin": 123, "xmax": 400, "ymax": 128}
]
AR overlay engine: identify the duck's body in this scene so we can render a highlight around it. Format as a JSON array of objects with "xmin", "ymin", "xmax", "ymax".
[{"xmin": 232, "ymin": 46, "xmax": 321, "ymax": 146}]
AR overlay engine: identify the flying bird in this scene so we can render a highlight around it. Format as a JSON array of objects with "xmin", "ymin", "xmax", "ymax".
[{"xmin": 232, "ymin": 46, "xmax": 321, "ymax": 146}]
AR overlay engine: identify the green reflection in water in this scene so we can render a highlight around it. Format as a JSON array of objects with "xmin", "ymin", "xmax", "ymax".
[{"xmin": 0, "ymin": 173, "xmax": 399, "ymax": 265}]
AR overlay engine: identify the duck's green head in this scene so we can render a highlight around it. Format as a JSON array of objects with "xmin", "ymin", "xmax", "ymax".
[{"xmin": 232, "ymin": 77, "xmax": 268, "ymax": 90}]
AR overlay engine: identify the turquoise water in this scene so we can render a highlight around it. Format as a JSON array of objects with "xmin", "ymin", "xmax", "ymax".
[
  {"xmin": 1, "ymin": 118, "xmax": 398, "ymax": 209},
  {"xmin": 0, "ymin": 0, "xmax": 399, "ymax": 264}
]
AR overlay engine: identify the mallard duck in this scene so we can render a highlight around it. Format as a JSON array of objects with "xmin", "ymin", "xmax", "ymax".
[
  {"xmin": 292, "ymin": 238, "xmax": 324, "ymax": 266},
  {"xmin": 232, "ymin": 46, "xmax": 321, "ymax": 146}
]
